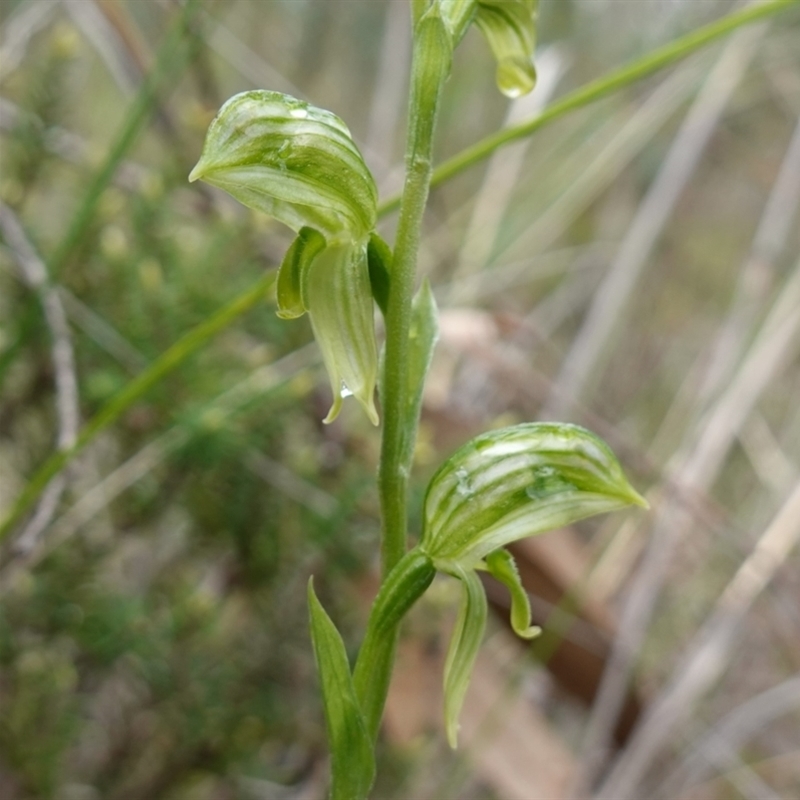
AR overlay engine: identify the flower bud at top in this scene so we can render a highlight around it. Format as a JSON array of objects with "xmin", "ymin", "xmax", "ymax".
[
  {"xmin": 438, "ymin": 0, "xmax": 539, "ymax": 98},
  {"xmin": 475, "ymin": 0, "xmax": 538, "ymax": 97}
]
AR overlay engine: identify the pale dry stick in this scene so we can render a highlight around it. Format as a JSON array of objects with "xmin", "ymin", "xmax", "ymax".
[
  {"xmin": 0, "ymin": 0, "xmax": 57, "ymax": 82},
  {"xmin": 0, "ymin": 430, "xmax": 186, "ymax": 595},
  {"xmin": 0, "ymin": 345, "xmax": 317, "ymax": 590},
  {"xmin": 441, "ymin": 242, "xmax": 612, "ymax": 305},
  {"xmin": 740, "ymin": 413, "xmax": 799, "ymax": 498},
  {"xmin": 0, "ymin": 212, "xmax": 147, "ymax": 376},
  {"xmin": 487, "ymin": 57, "xmax": 703, "ymax": 278},
  {"xmin": 597, "ymin": 477, "xmax": 800, "ymax": 800},
  {"xmin": 64, "ymin": 0, "xmax": 141, "ymax": 96},
  {"xmin": 659, "ymin": 674, "xmax": 800, "ymax": 798},
  {"xmin": 582, "ymin": 257, "xmax": 800, "ymax": 799},
  {"xmin": 420, "ymin": 55, "xmax": 700, "ymax": 297},
  {"xmin": 579, "ymin": 256, "xmax": 800, "ymax": 797},
  {"xmin": 633, "ymin": 92, "xmax": 800, "ymax": 466},
  {"xmin": 365, "ymin": 0, "xmax": 410, "ymax": 182},
  {"xmin": 446, "ymin": 45, "xmax": 566, "ymax": 307},
  {"xmin": 686, "ymin": 751, "xmax": 800, "ymax": 800},
  {"xmin": 58, "ymin": 288, "xmax": 148, "ymax": 374},
  {"xmin": 689, "ymin": 736, "xmax": 784, "ymax": 800},
  {"xmin": 245, "ymin": 450, "xmax": 337, "ymax": 519},
  {"xmin": 528, "ymin": 248, "xmax": 607, "ymax": 341},
  {"xmin": 695, "ymin": 109, "xmax": 800, "ymax": 408},
  {"xmin": 763, "ymin": 38, "xmax": 800, "ymax": 118},
  {"xmin": 0, "ymin": 96, "xmax": 156, "ymax": 193},
  {"xmin": 543, "ymin": 24, "xmax": 766, "ymax": 422},
  {"xmin": 0, "ymin": 202, "xmax": 80, "ymax": 554},
  {"xmin": 201, "ymin": 9, "xmax": 305, "ymax": 100}
]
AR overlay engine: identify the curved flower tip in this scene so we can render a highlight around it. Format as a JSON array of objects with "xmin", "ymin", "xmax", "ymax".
[
  {"xmin": 496, "ymin": 55, "xmax": 537, "ymax": 98},
  {"xmin": 475, "ymin": 0, "xmax": 539, "ymax": 98},
  {"xmin": 307, "ymin": 244, "xmax": 379, "ymax": 427},
  {"xmin": 189, "ymin": 90, "xmax": 377, "ymax": 243},
  {"xmin": 422, "ymin": 422, "xmax": 647, "ymax": 569},
  {"xmin": 190, "ymin": 91, "xmax": 382, "ymax": 427}
]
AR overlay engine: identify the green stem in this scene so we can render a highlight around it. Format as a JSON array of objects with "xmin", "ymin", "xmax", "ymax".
[
  {"xmin": 0, "ymin": 272, "xmax": 275, "ymax": 542},
  {"xmin": 350, "ymin": 9, "xmax": 450, "ymax": 751},
  {"xmin": 377, "ymin": 0, "xmax": 798, "ymax": 216},
  {"xmin": 379, "ymin": 11, "xmax": 451, "ymax": 578}
]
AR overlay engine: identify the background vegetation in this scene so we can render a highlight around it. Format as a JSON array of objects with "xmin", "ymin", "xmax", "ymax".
[{"xmin": 1, "ymin": 1, "xmax": 799, "ymax": 798}]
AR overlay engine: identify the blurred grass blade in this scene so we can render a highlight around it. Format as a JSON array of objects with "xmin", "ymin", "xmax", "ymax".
[
  {"xmin": 49, "ymin": 0, "xmax": 201, "ymax": 277},
  {"xmin": 308, "ymin": 579, "xmax": 375, "ymax": 800},
  {"xmin": 443, "ymin": 566, "xmax": 487, "ymax": 748}
]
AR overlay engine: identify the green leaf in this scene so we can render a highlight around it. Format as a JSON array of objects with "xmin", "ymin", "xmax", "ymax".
[
  {"xmin": 277, "ymin": 227, "xmax": 326, "ymax": 320},
  {"xmin": 475, "ymin": 0, "xmax": 538, "ymax": 97},
  {"xmin": 308, "ymin": 579, "xmax": 375, "ymax": 800},
  {"xmin": 189, "ymin": 91, "xmax": 377, "ymax": 243},
  {"xmin": 443, "ymin": 567, "xmax": 487, "ymax": 748},
  {"xmin": 422, "ymin": 422, "xmax": 647, "ymax": 569},
  {"xmin": 352, "ymin": 550, "xmax": 436, "ymax": 740},
  {"xmin": 305, "ymin": 243, "xmax": 379, "ymax": 425},
  {"xmin": 484, "ymin": 548, "xmax": 540, "ymax": 640},
  {"xmin": 366, "ymin": 232, "xmax": 392, "ymax": 316},
  {"xmin": 397, "ymin": 278, "xmax": 439, "ymax": 473}
]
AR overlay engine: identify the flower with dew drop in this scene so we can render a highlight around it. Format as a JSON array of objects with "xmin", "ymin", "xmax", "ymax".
[{"xmin": 190, "ymin": 90, "xmax": 380, "ymax": 424}]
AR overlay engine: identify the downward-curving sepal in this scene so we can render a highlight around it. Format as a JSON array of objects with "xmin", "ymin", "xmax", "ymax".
[
  {"xmin": 443, "ymin": 566, "xmax": 487, "ymax": 749},
  {"xmin": 421, "ymin": 422, "xmax": 648, "ymax": 571},
  {"xmin": 306, "ymin": 243, "xmax": 379, "ymax": 426},
  {"xmin": 307, "ymin": 580, "xmax": 375, "ymax": 800},
  {"xmin": 484, "ymin": 548, "xmax": 540, "ymax": 640},
  {"xmin": 189, "ymin": 91, "xmax": 377, "ymax": 243},
  {"xmin": 423, "ymin": 422, "xmax": 646, "ymax": 750}
]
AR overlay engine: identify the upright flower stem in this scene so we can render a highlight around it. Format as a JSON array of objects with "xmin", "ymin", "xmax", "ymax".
[
  {"xmin": 352, "ymin": 9, "xmax": 451, "ymax": 746},
  {"xmin": 379, "ymin": 11, "xmax": 451, "ymax": 578}
]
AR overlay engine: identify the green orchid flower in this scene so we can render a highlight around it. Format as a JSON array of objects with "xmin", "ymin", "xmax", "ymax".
[
  {"xmin": 420, "ymin": 422, "xmax": 647, "ymax": 746},
  {"xmin": 189, "ymin": 90, "xmax": 380, "ymax": 424},
  {"xmin": 352, "ymin": 422, "xmax": 647, "ymax": 749}
]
